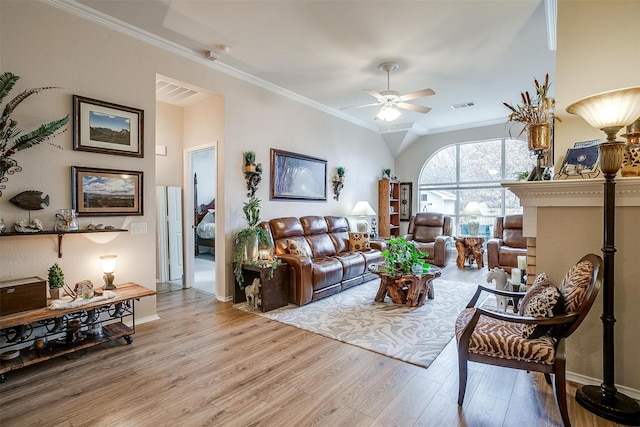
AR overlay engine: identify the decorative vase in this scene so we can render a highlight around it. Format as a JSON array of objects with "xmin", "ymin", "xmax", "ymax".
[
  {"xmin": 245, "ymin": 164, "xmax": 256, "ymax": 173},
  {"xmin": 244, "ymin": 234, "xmax": 259, "ymax": 262},
  {"xmin": 527, "ymin": 123, "xmax": 552, "ymax": 151}
]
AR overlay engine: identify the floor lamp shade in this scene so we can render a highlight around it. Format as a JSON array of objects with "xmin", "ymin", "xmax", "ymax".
[
  {"xmin": 567, "ymin": 87, "xmax": 640, "ymax": 425},
  {"xmin": 351, "ymin": 201, "xmax": 376, "ymax": 232}
]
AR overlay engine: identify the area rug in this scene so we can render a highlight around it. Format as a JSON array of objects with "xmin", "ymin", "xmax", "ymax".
[{"xmin": 234, "ymin": 278, "xmax": 478, "ymax": 368}]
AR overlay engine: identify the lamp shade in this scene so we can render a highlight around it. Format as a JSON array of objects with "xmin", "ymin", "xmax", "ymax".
[
  {"xmin": 100, "ymin": 255, "xmax": 117, "ymax": 273},
  {"xmin": 376, "ymin": 105, "xmax": 401, "ymax": 121},
  {"xmin": 351, "ymin": 201, "xmax": 376, "ymax": 216},
  {"xmin": 566, "ymin": 87, "xmax": 640, "ymax": 130},
  {"xmin": 462, "ymin": 201, "xmax": 482, "ymax": 216}
]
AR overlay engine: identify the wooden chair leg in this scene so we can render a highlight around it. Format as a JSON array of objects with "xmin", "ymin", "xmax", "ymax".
[
  {"xmin": 553, "ymin": 360, "xmax": 571, "ymax": 427},
  {"xmin": 544, "ymin": 373, "xmax": 552, "ymax": 385},
  {"xmin": 457, "ymin": 349, "xmax": 468, "ymax": 406}
]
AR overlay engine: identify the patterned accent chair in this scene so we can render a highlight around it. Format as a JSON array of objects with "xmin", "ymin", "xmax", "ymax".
[
  {"xmin": 403, "ymin": 212, "xmax": 453, "ymax": 267},
  {"xmin": 455, "ymin": 254, "xmax": 603, "ymax": 427}
]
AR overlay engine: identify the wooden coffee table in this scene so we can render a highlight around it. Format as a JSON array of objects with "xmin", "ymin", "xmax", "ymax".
[{"xmin": 372, "ymin": 267, "xmax": 441, "ymax": 307}]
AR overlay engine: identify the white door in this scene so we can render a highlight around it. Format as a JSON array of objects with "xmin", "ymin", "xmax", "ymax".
[
  {"xmin": 156, "ymin": 186, "xmax": 169, "ymax": 283},
  {"xmin": 168, "ymin": 186, "xmax": 183, "ymax": 281}
]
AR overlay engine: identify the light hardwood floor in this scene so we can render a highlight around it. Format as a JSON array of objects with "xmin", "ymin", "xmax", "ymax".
[{"xmin": 0, "ymin": 262, "xmax": 625, "ymax": 426}]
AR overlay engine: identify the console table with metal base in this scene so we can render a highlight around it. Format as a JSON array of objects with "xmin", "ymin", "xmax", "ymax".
[{"xmin": 0, "ymin": 282, "xmax": 155, "ymax": 382}]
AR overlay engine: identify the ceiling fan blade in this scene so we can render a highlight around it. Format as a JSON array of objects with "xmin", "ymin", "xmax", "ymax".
[
  {"xmin": 363, "ymin": 89, "xmax": 386, "ymax": 102},
  {"xmin": 396, "ymin": 103, "xmax": 432, "ymax": 114},
  {"xmin": 398, "ymin": 88, "xmax": 435, "ymax": 102},
  {"xmin": 340, "ymin": 101, "xmax": 382, "ymax": 111}
]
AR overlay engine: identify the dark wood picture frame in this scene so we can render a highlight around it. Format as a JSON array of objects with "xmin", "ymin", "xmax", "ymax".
[
  {"xmin": 270, "ymin": 149, "xmax": 327, "ymax": 201},
  {"xmin": 399, "ymin": 182, "xmax": 413, "ymax": 221},
  {"xmin": 73, "ymin": 95, "xmax": 144, "ymax": 157},
  {"xmin": 72, "ymin": 166, "xmax": 143, "ymax": 216}
]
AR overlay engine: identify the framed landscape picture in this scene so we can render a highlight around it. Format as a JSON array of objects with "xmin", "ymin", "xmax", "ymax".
[
  {"xmin": 73, "ymin": 95, "xmax": 144, "ymax": 157},
  {"xmin": 72, "ymin": 166, "xmax": 143, "ymax": 216},
  {"xmin": 270, "ymin": 149, "xmax": 327, "ymax": 201}
]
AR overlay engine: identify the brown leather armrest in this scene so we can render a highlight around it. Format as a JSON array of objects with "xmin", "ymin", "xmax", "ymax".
[
  {"xmin": 403, "ymin": 233, "xmax": 414, "ymax": 240},
  {"xmin": 486, "ymin": 238, "xmax": 503, "ymax": 270},
  {"xmin": 370, "ymin": 241, "xmax": 386, "ymax": 251},
  {"xmin": 279, "ymin": 254, "xmax": 313, "ymax": 305}
]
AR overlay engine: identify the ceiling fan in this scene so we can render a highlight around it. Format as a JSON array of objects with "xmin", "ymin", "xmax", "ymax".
[{"xmin": 341, "ymin": 62, "xmax": 435, "ymax": 121}]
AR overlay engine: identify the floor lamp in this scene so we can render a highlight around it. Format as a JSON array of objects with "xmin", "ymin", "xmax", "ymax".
[{"xmin": 567, "ymin": 87, "xmax": 640, "ymax": 425}]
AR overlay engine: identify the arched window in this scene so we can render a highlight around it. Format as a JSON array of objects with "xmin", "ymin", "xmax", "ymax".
[{"xmin": 418, "ymin": 138, "xmax": 533, "ymax": 239}]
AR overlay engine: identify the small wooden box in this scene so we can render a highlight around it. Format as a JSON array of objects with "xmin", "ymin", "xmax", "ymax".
[{"xmin": 0, "ymin": 276, "xmax": 47, "ymax": 316}]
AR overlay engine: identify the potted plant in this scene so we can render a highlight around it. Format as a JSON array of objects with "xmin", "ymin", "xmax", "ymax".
[
  {"xmin": 503, "ymin": 74, "xmax": 561, "ymax": 151},
  {"xmin": 383, "ymin": 168, "xmax": 392, "ymax": 179},
  {"xmin": 233, "ymin": 196, "xmax": 272, "ymax": 287},
  {"xmin": 48, "ymin": 263, "xmax": 65, "ymax": 299},
  {"xmin": 244, "ymin": 151, "xmax": 256, "ymax": 172},
  {"xmin": 0, "ymin": 72, "xmax": 70, "ymax": 195},
  {"xmin": 336, "ymin": 166, "xmax": 346, "ymax": 181},
  {"xmin": 380, "ymin": 237, "xmax": 430, "ymax": 275}
]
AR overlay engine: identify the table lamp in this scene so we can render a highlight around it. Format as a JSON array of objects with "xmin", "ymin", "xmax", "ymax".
[
  {"xmin": 566, "ymin": 86, "xmax": 640, "ymax": 425},
  {"xmin": 351, "ymin": 201, "xmax": 377, "ymax": 233},
  {"xmin": 100, "ymin": 255, "xmax": 118, "ymax": 290},
  {"xmin": 462, "ymin": 202, "xmax": 482, "ymax": 236}
]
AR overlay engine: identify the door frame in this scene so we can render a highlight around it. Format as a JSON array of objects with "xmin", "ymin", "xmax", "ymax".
[{"xmin": 184, "ymin": 142, "xmax": 218, "ymax": 291}]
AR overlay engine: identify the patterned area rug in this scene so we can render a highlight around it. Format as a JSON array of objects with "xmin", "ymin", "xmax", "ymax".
[{"xmin": 235, "ymin": 278, "xmax": 478, "ymax": 368}]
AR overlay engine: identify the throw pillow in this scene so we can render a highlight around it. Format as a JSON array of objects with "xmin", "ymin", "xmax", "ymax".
[
  {"xmin": 559, "ymin": 260, "xmax": 594, "ymax": 312},
  {"xmin": 286, "ymin": 239, "xmax": 310, "ymax": 257},
  {"xmin": 519, "ymin": 273, "xmax": 552, "ymax": 315},
  {"xmin": 520, "ymin": 281, "xmax": 565, "ymax": 339},
  {"xmin": 348, "ymin": 232, "xmax": 371, "ymax": 251}
]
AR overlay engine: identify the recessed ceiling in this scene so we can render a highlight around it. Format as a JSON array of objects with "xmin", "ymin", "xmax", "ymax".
[{"xmin": 65, "ymin": 0, "xmax": 556, "ymax": 138}]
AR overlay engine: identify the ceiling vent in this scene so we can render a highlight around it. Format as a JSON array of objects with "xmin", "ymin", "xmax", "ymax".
[
  {"xmin": 156, "ymin": 78, "xmax": 209, "ymax": 107},
  {"xmin": 451, "ymin": 101, "xmax": 476, "ymax": 110}
]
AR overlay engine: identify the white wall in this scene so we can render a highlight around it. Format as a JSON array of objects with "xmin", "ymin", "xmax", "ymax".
[
  {"xmin": 0, "ymin": 1, "xmax": 391, "ymax": 314},
  {"xmin": 156, "ymin": 101, "xmax": 184, "ymax": 188},
  {"xmin": 541, "ymin": 0, "xmax": 640, "ymax": 391}
]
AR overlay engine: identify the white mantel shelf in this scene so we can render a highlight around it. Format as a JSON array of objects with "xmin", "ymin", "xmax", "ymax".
[{"xmin": 503, "ymin": 177, "xmax": 640, "ymax": 208}]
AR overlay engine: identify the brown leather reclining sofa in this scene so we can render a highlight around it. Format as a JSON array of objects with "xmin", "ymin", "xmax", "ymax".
[{"xmin": 260, "ymin": 216, "xmax": 384, "ymax": 306}]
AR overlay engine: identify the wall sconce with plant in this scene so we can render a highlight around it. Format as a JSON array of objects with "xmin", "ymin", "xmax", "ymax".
[
  {"xmin": 243, "ymin": 151, "xmax": 262, "ymax": 197},
  {"xmin": 332, "ymin": 166, "xmax": 346, "ymax": 200}
]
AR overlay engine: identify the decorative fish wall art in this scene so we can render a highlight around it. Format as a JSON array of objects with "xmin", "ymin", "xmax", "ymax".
[{"xmin": 9, "ymin": 190, "xmax": 50, "ymax": 210}]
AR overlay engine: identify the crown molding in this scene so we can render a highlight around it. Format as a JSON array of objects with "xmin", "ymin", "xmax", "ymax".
[{"xmin": 42, "ymin": 0, "xmax": 378, "ymax": 133}]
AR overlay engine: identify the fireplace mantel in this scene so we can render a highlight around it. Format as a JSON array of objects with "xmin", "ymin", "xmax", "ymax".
[{"xmin": 502, "ymin": 177, "xmax": 640, "ymax": 236}]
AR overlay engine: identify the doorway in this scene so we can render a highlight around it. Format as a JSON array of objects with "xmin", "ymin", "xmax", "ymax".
[{"xmin": 189, "ymin": 146, "xmax": 217, "ymax": 295}]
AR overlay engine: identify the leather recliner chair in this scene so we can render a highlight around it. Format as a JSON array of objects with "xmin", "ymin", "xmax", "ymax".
[
  {"xmin": 486, "ymin": 214, "xmax": 527, "ymax": 273},
  {"xmin": 403, "ymin": 212, "xmax": 453, "ymax": 267}
]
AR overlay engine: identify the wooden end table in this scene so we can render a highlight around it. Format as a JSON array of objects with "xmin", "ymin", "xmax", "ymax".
[
  {"xmin": 372, "ymin": 266, "xmax": 441, "ymax": 307},
  {"xmin": 233, "ymin": 262, "xmax": 289, "ymax": 312},
  {"xmin": 454, "ymin": 236, "xmax": 484, "ymax": 269}
]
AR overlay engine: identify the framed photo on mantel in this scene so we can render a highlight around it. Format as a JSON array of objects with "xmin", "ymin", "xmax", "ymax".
[{"xmin": 399, "ymin": 182, "xmax": 412, "ymax": 221}]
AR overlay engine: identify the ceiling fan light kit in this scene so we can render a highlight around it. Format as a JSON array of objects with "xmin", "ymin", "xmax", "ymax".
[
  {"xmin": 376, "ymin": 105, "xmax": 401, "ymax": 121},
  {"xmin": 341, "ymin": 61, "xmax": 435, "ymax": 123}
]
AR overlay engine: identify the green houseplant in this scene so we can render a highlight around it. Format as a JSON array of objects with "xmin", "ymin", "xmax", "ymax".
[
  {"xmin": 244, "ymin": 151, "xmax": 256, "ymax": 172},
  {"xmin": 380, "ymin": 237, "xmax": 430, "ymax": 274},
  {"xmin": 47, "ymin": 263, "xmax": 65, "ymax": 299},
  {"xmin": 233, "ymin": 196, "xmax": 272, "ymax": 287},
  {"xmin": 0, "ymin": 72, "xmax": 70, "ymax": 195}
]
